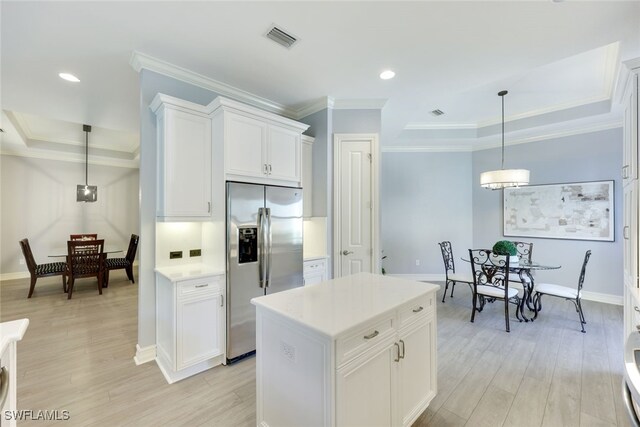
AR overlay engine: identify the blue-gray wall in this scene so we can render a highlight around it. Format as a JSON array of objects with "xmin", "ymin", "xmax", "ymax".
[
  {"xmin": 138, "ymin": 70, "xmax": 221, "ymax": 348},
  {"xmin": 381, "ymin": 151, "xmax": 473, "ymax": 276},
  {"xmin": 472, "ymin": 128, "xmax": 623, "ymax": 297}
]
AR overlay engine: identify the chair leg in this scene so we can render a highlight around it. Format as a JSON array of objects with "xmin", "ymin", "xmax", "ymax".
[
  {"xmin": 104, "ymin": 270, "xmax": 109, "ymax": 288},
  {"xmin": 504, "ymin": 298, "xmax": 510, "ymax": 333},
  {"xmin": 533, "ymin": 293, "xmax": 541, "ymax": 320},
  {"xmin": 98, "ymin": 273, "xmax": 103, "ymax": 295},
  {"xmin": 577, "ymin": 299, "xmax": 586, "ymax": 324},
  {"xmin": 126, "ymin": 266, "xmax": 134, "ymax": 283},
  {"xmin": 442, "ymin": 280, "xmax": 450, "ymax": 303},
  {"xmin": 27, "ymin": 276, "xmax": 37, "ymax": 298},
  {"xmin": 571, "ymin": 300, "xmax": 586, "ymax": 333},
  {"xmin": 62, "ymin": 274, "xmax": 67, "ymax": 293},
  {"xmin": 67, "ymin": 278, "xmax": 75, "ymax": 299},
  {"xmin": 470, "ymin": 292, "xmax": 477, "ymax": 323},
  {"xmin": 450, "ymin": 281, "xmax": 456, "ymax": 298}
]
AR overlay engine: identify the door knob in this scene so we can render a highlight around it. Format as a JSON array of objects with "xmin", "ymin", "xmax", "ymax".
[{"xmin": 342, "ymin": 250, "xmax": 353, "ymax": 256}]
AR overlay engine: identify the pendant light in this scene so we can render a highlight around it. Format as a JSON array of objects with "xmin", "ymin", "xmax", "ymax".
[
  {"xmin": 480, "ymin": 90, "xmax": 530, "ymax": 190},
  {"xmin": 76, "ymin": 124, "xmax": 97, "ymax": 202}
]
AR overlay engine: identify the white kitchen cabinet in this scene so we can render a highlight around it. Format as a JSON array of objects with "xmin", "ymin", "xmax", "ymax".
[
  {"xmin": 304, "ymin": 257, "xmax": 327, "ymax": 285},
  {"xmin": 151, "ymin": 94, "xmax": 212, "ymax": 221},
  {"xmin": 210, "ymin": 97, "xmax": 308, "ymax": 186},
  {"xmin": 155, "ymin": 267, "xmax": 225, "ymax": 384},
  {"xmin": 624, "ymin": 181, "xmax": 638, "ymax": 291},
  {"xmin": 253, "ymin": 273, "xmax": 438, "ymax": 427},
  {"xmin": 301, "ymin": 135, "xmax": 314, "ymax": 217},
  {"xmin": 0, "ymin": 319, "xmax": 29, "ymax": 427},
  {"xmin": 623, "ymin": 71, "xmax": 639, "ymax": 185}
]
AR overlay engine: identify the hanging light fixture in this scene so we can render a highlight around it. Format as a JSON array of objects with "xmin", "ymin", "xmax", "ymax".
[
  {"xmin": 76, "ymin": 124, "xmax": 97, "ymax": 202},
  {"xmin": 480, "ymin": 90, "xmax": 530, "ymax": 190}
]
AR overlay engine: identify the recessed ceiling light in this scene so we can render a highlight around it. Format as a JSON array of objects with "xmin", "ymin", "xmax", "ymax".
[
  {"xmin": 380, "ymin": 70, "xmax": 395, "ymax": 80},
  {"xmin": 59, "ymin": 73, "xmax": 80, "ymax": 82}
]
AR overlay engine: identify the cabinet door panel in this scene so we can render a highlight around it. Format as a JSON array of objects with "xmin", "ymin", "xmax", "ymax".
[
  {"xmin": 177, "ymin": 292, "xmax": 223, "ymax": 369},
  {"xmin": 624, "ymin": 182, "xmax": 638, "ymax": 290},
  {"xmin": 163, "ymin": 110, "xmax": 212, "ymax": 217},
  {"xmin": 336, "ymin": 342, "xmax": 397, "ymax": 427},
  {"xmin": 226, "ymin": 113, "xmax": 267, "ymax": 178},
  {"xmin": 623, "ymin": 73, "xmax": 639, "ymax": 183},
  {"xmin": 268, "ymin": 126, "xmax": 300, "ymax": 182},
  {"xmin": 400, "ymin": 318, "xmax": 436, "ymax": 426}
]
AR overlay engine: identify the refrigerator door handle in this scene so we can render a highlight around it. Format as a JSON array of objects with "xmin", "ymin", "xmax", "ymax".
[
  {"xmin": 257, "ymin": 208, "xmax": 265, "ymax": 288},
  {"xmin": 265, "ymin": 207, "xmax": 272, "ymax": 287}
]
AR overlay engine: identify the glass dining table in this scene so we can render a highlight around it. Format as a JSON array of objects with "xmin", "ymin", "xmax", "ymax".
[
  {"xmin": 462, "ymin": 257, "xmax": 561, "ymax": 321},
  {"xmin": 48, "ymin": 245, "xmax": 123, "ymax": 258}
]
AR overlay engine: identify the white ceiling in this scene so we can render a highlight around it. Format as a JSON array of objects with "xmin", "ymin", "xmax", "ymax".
[{"xmin": 1, "ymin": 1, "xmax": 639, "ymax": 161}]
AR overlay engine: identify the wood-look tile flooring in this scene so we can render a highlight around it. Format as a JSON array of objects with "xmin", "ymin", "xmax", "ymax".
[{"xmin": 0, "ymin": 275, "xmax": 629, "ymax": 427}]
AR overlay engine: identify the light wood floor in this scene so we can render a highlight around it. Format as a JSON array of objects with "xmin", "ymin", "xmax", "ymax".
[{"xmin": 0, "ymin": 274, "xmax": 630, "ymax": 427}]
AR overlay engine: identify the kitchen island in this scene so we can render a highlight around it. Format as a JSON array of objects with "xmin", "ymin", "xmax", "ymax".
[{"xmin": 251, "ymin": 272, "xmax": 439, "ymax": 427}]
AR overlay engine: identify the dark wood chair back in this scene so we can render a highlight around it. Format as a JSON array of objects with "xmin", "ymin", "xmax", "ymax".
[
  {"xmin": 66, "ymin": 239, "xmax": 104, "ymax": 299},
  {"xmin": 19, "ymin": 238, "xmax": 67, "ymax": 298},
  {"xmin": 19, "ymin": 238, "xmax": 37, "ymax": 274},
  {"xmin": 125, "ymin": 234, "xmax": 139, "ymax": 263},
  {"xmin": 70, "ymin": 234, "xmax": 98, "ymax": 240}
]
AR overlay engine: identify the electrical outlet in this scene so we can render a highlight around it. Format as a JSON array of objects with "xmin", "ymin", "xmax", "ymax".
[
  {"xmin": 169, "ymin": 251, "xmax": 183, "ymax": 259},
  {"xmin": 190, "ymin": 249, "xmax": 201, "ymax": 257},
  {"xmin": 19, "ymin": 259, "xmax": 25, "ymax": 265},
  {"xmin": 415, "ymin": 259, "xmax": 420, "ymax": 266}
]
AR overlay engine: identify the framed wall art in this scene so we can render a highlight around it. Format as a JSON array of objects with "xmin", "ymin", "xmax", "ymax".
[{"xmin": 503, "ymin": 180, "xmax": 614, "ymax": 241}]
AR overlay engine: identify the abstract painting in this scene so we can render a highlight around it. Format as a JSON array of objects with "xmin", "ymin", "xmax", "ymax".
[{"xmin": 503, "ymin": 180, "xmax": 614, "ymax": 241}]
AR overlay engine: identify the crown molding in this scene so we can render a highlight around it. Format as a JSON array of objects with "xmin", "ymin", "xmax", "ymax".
[
  {"xmin": 0, "ymin": 145, "xmax": 139, "ymax": 169},
  {"xmin": 130, "ymin": 51, "xmax": 297, "ymax": 118},
  {"xmin": 293, "ymin": 96, "xmax": 334, "ymax": 119}
]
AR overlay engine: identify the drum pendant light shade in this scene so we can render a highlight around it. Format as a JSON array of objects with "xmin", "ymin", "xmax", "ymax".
[{"xmin": 480, "ymin": 90, "xmax": 530, "ymax": 190}]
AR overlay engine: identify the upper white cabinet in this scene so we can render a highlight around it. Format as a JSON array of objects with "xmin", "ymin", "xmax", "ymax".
[
  {"xmin": 623, "ymin": 71, "xmax": 639, "ymax": 185},
  {"xmin": 301, "ymin": 135, "xmax": 314, "ymax": 217},
  {"xmin": 151, "ymin": 94, "xmax": 212, "ymax": 221},
  {"xmin": 211, "ymin": 97, "xmax": 309, "ymax": 186}
]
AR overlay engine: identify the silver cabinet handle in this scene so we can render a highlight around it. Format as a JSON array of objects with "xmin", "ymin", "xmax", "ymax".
[
  {"xmin": 394, "ymin": 342, "xmax": 400, "ymax": 362},
  {"xmin": 399, "ymin": 339, "xmax": 405, "ymax": 359},
  {"xmin": 208, "ymin": 202, "xmax": 211, "ymax": 213},
  {"xmin": 625, "ymin": 226, "xmax": 631, "ymax": 240},
  {"xmin": 264, "ymin": 164, "xmax": 268, "ymax": 175},
  {"xmin": 363, "ymin": 330, "xmax": 379, "ymax": 340},
  {"xmin": 195, "ymin": 284, "xmax": 209, "ymax": 288},
  {"xmin": 634, "ymin": 306, "xmax": 640, "ymax": 313},
  {"xmin": 268, "ymin": 164, "xmax": 272, "ymax": 174},
  {"xmin": 412, "ymin": 306, "xmax": 424, "ymax": 313},
  {"xmin": 623, "ymin": 165, "xmax": 630, "ymax": 179},
  {"xmin": 0, "ymin": 367, "xmax": 8, "ymax": 410},
  {"xmin": 220, "ymin": 295, "xmax": 224, "ymax": 307},
  {"xmin": 342, "ymin": 250, "xmax": 354, "ymax": 256}
]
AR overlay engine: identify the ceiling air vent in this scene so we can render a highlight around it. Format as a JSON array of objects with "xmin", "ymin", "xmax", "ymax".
[
  {"xmin": 266, "ymin": 26, "xmax": 298, "ymax": 49},
  {"xmin": 430, "ymin": 109, "xmax": 445, "ymax": 117}
]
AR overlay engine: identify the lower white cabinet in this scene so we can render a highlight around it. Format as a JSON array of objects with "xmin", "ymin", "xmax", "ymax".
[
  {"xmin": 155, "ymin": 269, "xmax": 225, "ymax": 383},
  {"xmin": 0, "ymin": 319, "xmax": 29, "ymax": 427},
  {"xmin": 304, "ymin": 257, "xmax": 328, "ymax": 285}
]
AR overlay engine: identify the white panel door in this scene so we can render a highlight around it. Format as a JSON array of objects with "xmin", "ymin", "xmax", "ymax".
[
  {"xmin": 177, "ymin": 290, "xmax": 223, "ymax": 370},
  {"xmin": 267, "ymin": 125, "xmax": 300, "ymax": 182},
  {"xmin": 163, "ymin": 109, "xmax": 212, "ymax": 217},
  {"xmin": 339, "ymin": 140, "xmax": 372, "ymax": 276},
  {"xmin": 225, "ymin": 113, "xmax": 267, "ymax": 178},
  {"xmin": 624, "ymin": 181, "xmax": 638, "ymax": 290},
  {"xmin": 399, "ymin": 318, "xmax": 436, "ymax": 426},
  {"xmin": 336, "ymin": 341, "xmax": 398, "ymax": 427}
]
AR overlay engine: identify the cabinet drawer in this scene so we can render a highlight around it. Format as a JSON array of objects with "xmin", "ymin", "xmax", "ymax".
[
  {"xmin": 398, "ymin": 294, "xmax": 434, "ymax": 329},
  {"xmin": 336, "ymin": 314, "xmax": 395, "ymax": 366},
  {"xmin": 178, "ymin": 275, "xmax": 223, "ymax": 298},
  {"xmin": 632, "ymin": 303, "xmax": 640, "ymax": 333}
]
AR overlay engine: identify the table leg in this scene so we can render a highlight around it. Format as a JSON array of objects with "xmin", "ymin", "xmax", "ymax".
[{"xmin": 518, "ymin": 269, "xmax": 534, "ymax": 322}]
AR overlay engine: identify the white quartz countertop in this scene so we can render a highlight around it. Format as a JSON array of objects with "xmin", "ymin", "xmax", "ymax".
[
  {"xmin": 251, "ymin": 272, "xmax": 439, "ymax": 338},
  {"xmin": 155, "ymin": 264, "xmax": 224, "ymax": 282},
  {"xmin": 0, "ymin": 318, "xmax": 29, "ymax": 355}
]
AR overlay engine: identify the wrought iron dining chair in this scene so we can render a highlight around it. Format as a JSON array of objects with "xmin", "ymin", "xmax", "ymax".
[
  {"xmin": 469, "ymin": 249, "xmax": 522, "ymax": 332},
  {"xmin": 532, "ymin": 250, "xmax": 591, "ymax": 333},
  {"xmin": 105, "ymin": 234, "xmax": 139, "ymax": 285},
  {"xmin": 438, "ymin": 241, "xmax": 474, "ymax": 303},
  {"xmin": 19, "ymin": 238, "xmax": 67, "ymax": 298},
  {"xmin": 66, "ymin": 239, "xmax": 105, "ymax": 299},
  {"xmin": 509, "ymin": 241, "xmax": 534, "ymax": 286}
]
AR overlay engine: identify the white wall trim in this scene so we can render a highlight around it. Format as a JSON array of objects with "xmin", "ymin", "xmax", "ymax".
[
  {"xmin": 581, "ymin": 290, "xmax": 623, "ymax": 306},
  {"xmin": 130, "ymin": 51, "xmax": 296, "ymax": 118},
  {"xmin": 0, "ymin": 272, "xmax": 30, "ymax": 282},
  {"xmin": 0, "ymin": 147, "xmax": 140, "ymax": 169},
  {"xmin": 333, "ymin": 134, "xmax": 380, "ymax": 279},
  {"xmin": 382, "ymin": 145, "xmax": 472, "ymax": 153},
  {"xmin": 295, "ymin": 96, "xmax": 334, "ymax": 119},
  {"xmin": 133, "ymin": 344, "xmax": 157, "ymax": 365},
  {"xmin": 332, "ymin": 99, "xmax": 387, "ymax": 110}
]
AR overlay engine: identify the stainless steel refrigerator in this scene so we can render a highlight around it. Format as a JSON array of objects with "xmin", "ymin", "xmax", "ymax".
[{"xmin": 226, "ymin": 181, "xmax": 303, "ymax": 363}]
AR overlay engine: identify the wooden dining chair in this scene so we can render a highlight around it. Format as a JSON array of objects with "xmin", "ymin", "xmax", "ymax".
[
  {"xmin": 105, "ymin": 234, "xmax": 139, "ymax": 285},
  {"xmin": 19, "ymin": 238, "xmax": 67, "ymax": 298},
  {"xmin": 66, "ymin": 239, "xmax": 105, "ymax": 299},
  {"xmin": 469, "ymin": 249, "xmax": 522, "ymax": 332},
  {"xmin": 532, "ymin": 250, "xmax": 591, "ymax": 333},
  {"xmin": 438, "ymin": 241, "xmax": 474, "ymax": 303},
  {"xmin": 69, "ymin": 234, "xmax": 98, "ymax": 240}
]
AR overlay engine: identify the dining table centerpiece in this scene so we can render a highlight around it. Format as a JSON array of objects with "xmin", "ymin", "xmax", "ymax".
[{"xmin": 492, "ymin": 240, "xmax": 519, "ymax": 265}]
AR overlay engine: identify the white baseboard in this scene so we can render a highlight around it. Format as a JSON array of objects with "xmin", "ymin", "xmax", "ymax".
[
  {"xmin": 0, "ymin": 272, "xmax": 30, "ymax": 281},
  {"xmin": 388, "ymin": 274, "xmax": 622, "ymax": 305},
  {"xmin": 134, "ymin": 344, "xmax": 156, "ymax": 365}
]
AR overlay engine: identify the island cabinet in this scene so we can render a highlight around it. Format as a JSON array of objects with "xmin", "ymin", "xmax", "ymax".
[
  {"xmin": 303, "ymin": 257, "xmax": 327, "ymax": 286},
  {"xmin": 252, "ymin": 272, "xmax": 439, "ymax": 427},
  {"xmin": 0, "ymin": 319, "xmax": 29, "ymax": 427},
  {"xmin": 155, "ymin": 266, "xmax": 225, "ymax": 384},
  {"xmin": 210, "ymin": 97, "xmax": 309, "ymax": 186},
  {"xmin": 150, "ymin": 94, "xmax": 213, "ymax": 221}
]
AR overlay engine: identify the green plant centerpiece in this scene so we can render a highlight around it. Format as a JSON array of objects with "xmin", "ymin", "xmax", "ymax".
[{"xmin": 492, "ymin": 240, "xmax": 519, "ymax": 265}]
